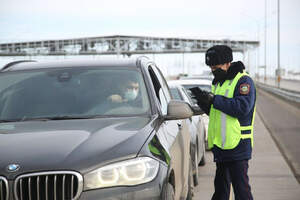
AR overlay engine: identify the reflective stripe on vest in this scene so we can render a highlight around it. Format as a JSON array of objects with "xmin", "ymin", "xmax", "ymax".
[{"xmin": 208, "ymin": 71, "xmax": 256, "ymax": 150}]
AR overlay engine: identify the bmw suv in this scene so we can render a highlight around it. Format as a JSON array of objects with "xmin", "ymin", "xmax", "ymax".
[{"xmin": 0, "ymin": 57, "xmax": 198, "ymax": 200}]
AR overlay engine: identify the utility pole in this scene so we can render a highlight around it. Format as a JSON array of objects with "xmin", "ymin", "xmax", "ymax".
[
  {"xmin": 248, "ymin": 50, "xmax": 250, "ymax": 75},
  {"xmin": 277, "ymin": 0, "xmax": 281, "ymax": 88},
  {"xmin": 182, "ymin": 53, "xmax": 185, "ymax": 74},
  {"xmin": 264, "ymin": 0, "xmax": 267, "ymax": 83},
  {"xmin": 256, "ymin": 22, "xmax": 260, "ymax": 81}
]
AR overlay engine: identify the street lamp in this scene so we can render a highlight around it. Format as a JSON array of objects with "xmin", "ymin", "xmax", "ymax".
[
  {"xmin": 277, "ymin": 0, "xmax": 281, "ymax": 88},
  {"xmin": 264, "ymin": 0, "xmax": 267, "ymax": 83},
  {"xmin": 240, "ymin": 12, "xmax": 261, "ymax": 78}
]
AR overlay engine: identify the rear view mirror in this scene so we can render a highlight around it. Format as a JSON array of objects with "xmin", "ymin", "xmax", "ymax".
[{"xmin": 165, "ymin": 100, "xmax": 193, "ymax": 120}]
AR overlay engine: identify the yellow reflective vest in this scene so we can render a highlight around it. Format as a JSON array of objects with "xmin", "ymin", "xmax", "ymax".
[{"xmin": 208, "ymin": 71, "xmax": 256, "ymax": 150}]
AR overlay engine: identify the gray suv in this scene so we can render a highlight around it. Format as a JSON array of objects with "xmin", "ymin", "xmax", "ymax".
[{"xmin": 0, "ymin": 57, "xmax": 199, "ymax": 200}]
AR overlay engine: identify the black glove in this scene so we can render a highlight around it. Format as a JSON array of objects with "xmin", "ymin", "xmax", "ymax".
[{"xmin": 189, "ymin": 87, "xmax": 215, "ymax": 107}]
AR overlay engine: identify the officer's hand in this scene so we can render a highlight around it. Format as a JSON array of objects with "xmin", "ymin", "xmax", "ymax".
[{"xmin": 189, "ymin": 87, "xmax": 215, "ymax": 107}]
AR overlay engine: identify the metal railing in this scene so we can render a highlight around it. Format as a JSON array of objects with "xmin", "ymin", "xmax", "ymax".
[{"xmin": 256, "ymin": 82, "xmax": 300, "ymax": 103}]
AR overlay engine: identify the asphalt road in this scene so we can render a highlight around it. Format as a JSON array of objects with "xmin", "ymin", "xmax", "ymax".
[{"xmin": 256, "ymin": 89, "xmax": 300, "ymax": 183}]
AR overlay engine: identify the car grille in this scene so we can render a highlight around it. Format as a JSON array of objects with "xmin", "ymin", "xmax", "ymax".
[
  {"xmin": 0, "ymin": 176, "xmax": 9, "ymax": 200},
  {"xmin": 14, "ymin": 171, "xmax": 83, "ymax": 200}
]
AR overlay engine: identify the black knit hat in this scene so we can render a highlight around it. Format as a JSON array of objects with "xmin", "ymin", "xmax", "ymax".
[{"xmin": 205, "ymin": 45, "xmax": 233, "ymax": 66}]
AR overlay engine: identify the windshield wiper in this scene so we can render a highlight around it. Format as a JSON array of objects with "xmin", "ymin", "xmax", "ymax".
[
  {"xmin": 0, "ymin": 115, "xmax": 103, "ymax": 123},
  {"xmin": 21, "ymin": 115, "xmax": 101, "ymax": 122},
  {"xmin": 46, "ymin": 116, "xmax": 93, "ymax": 120},
  {"xmin": 0, "ymin": 119, "xmax": 19, "ymax": 123}
]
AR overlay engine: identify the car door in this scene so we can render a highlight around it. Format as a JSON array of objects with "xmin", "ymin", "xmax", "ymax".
[
  {"xmin": 180, "ymin": 87, "xmax": 205, "ymax": 162},
  {"xmin": 147, "ymin": 65, "xmax": 191, "ymax": 199},
  {"xmin": 170, "ymin": 85, "xmax": 199, "ymax": 162}
]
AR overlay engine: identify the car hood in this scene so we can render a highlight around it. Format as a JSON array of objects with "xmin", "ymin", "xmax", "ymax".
[{"xmin": 0, "ymin": 116, "xmax": 155, "ymax": 179}]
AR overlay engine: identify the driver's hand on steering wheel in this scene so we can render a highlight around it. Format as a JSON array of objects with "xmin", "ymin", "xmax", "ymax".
[{"xmin": 108, "ymin": 94, "xmax": 123, "ymax": 103}]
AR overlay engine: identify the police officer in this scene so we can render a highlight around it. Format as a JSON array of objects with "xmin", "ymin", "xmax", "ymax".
[{"xmin": 190, "ymin": 45, "xmax": 256, "ymax": 200}]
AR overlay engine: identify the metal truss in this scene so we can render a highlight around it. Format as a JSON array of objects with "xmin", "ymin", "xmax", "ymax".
[{"xmin": 0, "ymin": 35, "xmax": 259, "ymax": 56}]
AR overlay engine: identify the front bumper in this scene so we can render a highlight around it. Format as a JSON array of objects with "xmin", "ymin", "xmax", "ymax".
[{"xmin": 79, "ymin": 163, "xmax": 168, "ymax": 200}]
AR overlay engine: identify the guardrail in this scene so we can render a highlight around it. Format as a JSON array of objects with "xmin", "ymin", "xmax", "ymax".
[{"xmin": 256, "ymin": 82, "xmax": 300, "ymax": 104}]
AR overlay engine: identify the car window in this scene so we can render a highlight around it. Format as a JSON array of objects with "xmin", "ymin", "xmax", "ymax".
[
  {"xmin": 148, "ymin": 66, "xmax": 169, "ymax": 115},
  {"xmin": 151, "ymin": 66, "xmax": 171, "ymax": 102},
  {"xmin": 181, "ymin": 88, "xmax": 195, "ymax": 106},
  {"xmin": 170, "ymin": 88, "xmax": 183, "ymax": 101},
  {"xmin": 0, "ymin": 67, "xmax": 150, "ymax": 121},
  {"xmin": 184, "ymin": 88, "xmax": 199, "ymax": 105},
  {"xmin": 158, "ymin": 89, "xmax": 168, "ymax": 115}
]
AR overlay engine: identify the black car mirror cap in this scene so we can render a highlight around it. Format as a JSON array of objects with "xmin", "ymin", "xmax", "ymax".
[
  {"xmin": 164, "ymin": 100, "xmax": 193, "ymax": 120},
  {"xmin": 191, "ymin": 105, "xmax": 205, "ymax": 115}
]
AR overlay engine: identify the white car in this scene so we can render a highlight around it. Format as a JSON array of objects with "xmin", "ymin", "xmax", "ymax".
[
  {"xmin": 168, "ymin": 81, "xmax": 207, "ymax": 177},
  {"xmin": 170, "ymin": 79, "xmax": 212, "ymax": 92},
  {"xmin": 168, "ymin": 79, "xmax": 212, "ymax": 150},
  {"xmin": 179, "ymin": 75, "xmax": 213, "ymax": 82}
]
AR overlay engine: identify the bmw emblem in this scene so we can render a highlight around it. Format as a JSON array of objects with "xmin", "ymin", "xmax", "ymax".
[{"xmin": 7, "ymin": 164, "xmax": 20, "ymax": 172}]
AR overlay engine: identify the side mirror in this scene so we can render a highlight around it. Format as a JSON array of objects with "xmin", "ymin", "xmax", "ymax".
[
  {"xmin": 165, "ymin": 100, "xmax": 193, "ymax": 120},
  {"xmin": 191, "ymin": 105, "xmax": 205, "ymax": 115}
]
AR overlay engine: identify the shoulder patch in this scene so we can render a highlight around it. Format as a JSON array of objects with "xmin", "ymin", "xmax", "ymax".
[{"xmin": 239, "ymin": 83, "xmax": 250, "ymax": 95}]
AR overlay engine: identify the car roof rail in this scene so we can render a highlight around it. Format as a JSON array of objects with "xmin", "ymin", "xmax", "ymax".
[{"xmin": 1, "ymin": 60, "xmax": 37, "ymax": 71}]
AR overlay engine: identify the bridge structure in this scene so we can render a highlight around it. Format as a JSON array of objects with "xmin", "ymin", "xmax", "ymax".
[{"xmin": 0, "ymin": 35, "xmax": 259, "ymax": 57}]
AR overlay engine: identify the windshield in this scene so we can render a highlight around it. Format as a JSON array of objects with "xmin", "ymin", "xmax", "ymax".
[{"xmin": 0, "ymin": 67, "xmax": 150, "ymax": 122}]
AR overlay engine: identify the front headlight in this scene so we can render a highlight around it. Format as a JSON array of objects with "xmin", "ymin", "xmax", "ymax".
[{"xmin": 84, "ymin": 157, "xmax": 159, "ymax": 190}]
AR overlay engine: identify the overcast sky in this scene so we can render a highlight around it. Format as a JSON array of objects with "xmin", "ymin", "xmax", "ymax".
[{"xmin": 1, "ymin": 0, "xmax": 300, "ymax": 75}]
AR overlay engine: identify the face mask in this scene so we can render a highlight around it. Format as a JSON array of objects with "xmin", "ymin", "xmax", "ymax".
[
  {"xmin": 124, "ymin": 89, "xmax": 138, "ymax": 101},
  {"xmin": 212, "ymin": 68, "xmax": 227, "ymax": 81}
]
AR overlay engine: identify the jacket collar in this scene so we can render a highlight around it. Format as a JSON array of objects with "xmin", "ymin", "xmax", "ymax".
[{"xmin": 212, "ymin": 61, "xmax": 245, "ymax": 85}]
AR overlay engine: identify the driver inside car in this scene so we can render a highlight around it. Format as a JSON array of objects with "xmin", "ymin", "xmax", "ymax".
[{"xmin": 108, "ymin": 80, "xmax": 140, "ymax": 103}]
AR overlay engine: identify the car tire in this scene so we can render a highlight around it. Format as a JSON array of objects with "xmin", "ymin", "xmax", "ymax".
[
  {"xmin": 162, "ymin": 183, "xmax": 175, "ymax": 200},
  {"xmin": 204, "ymin": 129, "xmax": 210, "ymax": 151},
  {"xmin": 186, "ymin": 157, "xmax": 194, "ymax": 200},
  {"xmin": 199, "ymin": 139, "xmax": 206, "ymax": 166},
  {"xmin": 193, "ymin": 145, "xmax": 199, "ymax": 186},
  {"xmin": 205, "ymin": 140, "xmax": 209, "ymax": 151}
]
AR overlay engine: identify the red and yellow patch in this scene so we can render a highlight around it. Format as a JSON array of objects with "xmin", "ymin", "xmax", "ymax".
[{"xmin": 239, "ymin": 84, "xmax": 250, "ymax": 95}]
